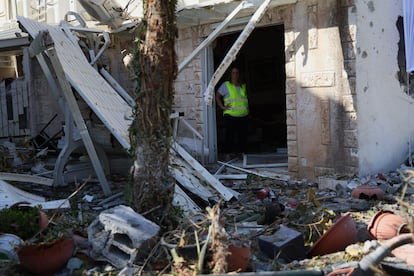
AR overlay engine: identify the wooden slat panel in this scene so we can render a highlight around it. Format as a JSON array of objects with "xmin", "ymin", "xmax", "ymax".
[
  {"xmin": 17, "ymin": 80, "xmax": 24, "ymax": 114},
  {"xmin": 19, "ymin": 17, "xmax": 132, "ymax": 149},
  {"xmin": 10, "ymin": 82, "xmax": 18, "ymax": 136},
  {"xmin": 22, "ymin": 80, "xmax": 29, "ymax": 107},
  {"xmin": 0, "ymin": 81, "xmax": 5, "ymax": 137}
]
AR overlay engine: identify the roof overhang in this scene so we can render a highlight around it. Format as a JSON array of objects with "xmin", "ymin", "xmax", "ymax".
[
  {"xmin": 176, "ymin": 0, "xmax": 297, "ymax": 28},
  {"xmin": 0, "ymin": 21, "xmax": 30, "ymax": 52},
  {"xmin": 0, "ymin": 29, "xmax": 29, "ymax": 52}
]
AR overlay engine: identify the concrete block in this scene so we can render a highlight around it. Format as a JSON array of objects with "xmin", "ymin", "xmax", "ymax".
[
  {"xmin": 318, "ymin": 177, "xmax": 349, "ymax": 191},
  {"xmin": 88, "ymin": 205, "xmax": 160, "ymax": 268},
  {"xmin": 257, "ymin": 225, "xmax": 306, "ymax": 262}
]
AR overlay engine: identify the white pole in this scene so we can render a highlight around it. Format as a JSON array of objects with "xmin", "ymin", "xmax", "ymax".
[
  {"xmin": 204, "ymin": 0, "xmax": 272, "ymax": 105},
  {"xmin": 178, "ymin": 1, "xmax": 250, "ymax": 73}
]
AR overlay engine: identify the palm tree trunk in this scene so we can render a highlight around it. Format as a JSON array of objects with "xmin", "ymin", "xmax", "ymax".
[{"xmin": 131, "ymin": 0, "xmax": 177, "ymax": 224}]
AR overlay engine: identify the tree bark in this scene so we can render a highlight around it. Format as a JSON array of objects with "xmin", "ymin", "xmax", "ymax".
[{"xmin": 131, "ymin": 0, "xmax": 177, "ymax": 224}]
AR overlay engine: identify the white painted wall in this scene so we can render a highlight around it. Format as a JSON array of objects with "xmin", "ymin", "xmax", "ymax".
[{"xmin": 356, "ymin": 0, "xmax": 413, "ymax": 175}]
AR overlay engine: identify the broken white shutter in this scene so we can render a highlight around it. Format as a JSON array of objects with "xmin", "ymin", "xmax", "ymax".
[{"xmin": 403, "ymin": 0, "xmax": 414, "ymax": 73}]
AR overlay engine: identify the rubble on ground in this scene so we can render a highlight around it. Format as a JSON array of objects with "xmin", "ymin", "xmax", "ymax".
[{"xmin": 0, "ymin": 142, "xmax": 414, "ymax": 275}]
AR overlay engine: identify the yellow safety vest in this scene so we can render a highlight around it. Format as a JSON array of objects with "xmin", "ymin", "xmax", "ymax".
[{"xmin": 223, "ymin": 81, "xmax": 249, "ymax": 117}]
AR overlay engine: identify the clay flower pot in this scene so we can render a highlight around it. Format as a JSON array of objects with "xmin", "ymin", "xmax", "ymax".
[
  {"xmin": 367, "ymin": 210, "xmax": 410, "ymax": 240},
  {"xmin": 18, "ymin": 238, "xmax": 75, "ymax": 276},
  {"xmin": 351, "ymin": 185, "xmax": 385, "ymax": 200},
  {"xmin": 308, "ymin": 212, "xmax": 357, "ymax": 257},
  {"xmin": 38, "ymin": 210, "xmax": 49, "ymax": 232},
  {"xmin": 161, "ymin": 230, "xmax": 207, "ymax": 261},
  {"xmin": 227, "ymin": 241, "xmax": 251, "ymax": 272}
]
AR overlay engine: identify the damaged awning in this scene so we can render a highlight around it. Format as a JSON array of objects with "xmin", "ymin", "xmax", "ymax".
[
  {"xmin": 176, "ymin": 0, "xmax": 297, "ymax": 28},
  {"xmin": 17, "ymin": 17, "xmax": 238, "ymax": 201},
  {"xmin": 0, "ymin": 179, "xmax": 70, "ymax": 210},
  {"xmin": 18, "ymin": 16, "xmax": 133, "ymax": 149},
  {"xmin": 0, "ymin": 26, "xmax": 29, "ymax": 51}
]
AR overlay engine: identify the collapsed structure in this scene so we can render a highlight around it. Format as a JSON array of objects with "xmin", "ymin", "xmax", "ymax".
[{"xmin": 0, "ymin": 0, "xmax": 413, "ymax": 188}]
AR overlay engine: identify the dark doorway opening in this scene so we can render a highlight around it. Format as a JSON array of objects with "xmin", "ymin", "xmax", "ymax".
[{"xmin": 214, "ymin": 24, "xmax": 287, "ymax": 155}]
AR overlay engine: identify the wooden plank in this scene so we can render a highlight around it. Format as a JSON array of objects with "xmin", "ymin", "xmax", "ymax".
[
  {"xmin": 22, "ymin": 48, "xmax": 30, "ymax": 108},
  {"xmin": 16, "ymin": 80, "xmax": 27, "ymax": 136},
  {"xmin": 19, "ymin": 17, "xmax": 132, "ymax": 149},
  {"xmin": 0, "ymin": 172, "xmax": 53, "ymax": 186},
  {"xmin": 173, "ymin": 142, "xmax": 238, "ymax": 201},
  {"xmin": 22, "ymin": 80, "xmax": 29, "ymax": 107},
  {"xmin": 11, "ymin": 81, "xmax": 18, "ymax": 135},
  {"xmin": 171, "ymin": 155, "xmax": 216, "ymax": 202},
  {"xmin": 214, "ymin": 174, "xmax": 248, "ymax": 180},
  {"xmin": 0, "ymin": 81, "xmax": 4, "ymax": 137},
  {"xmin": 45, "ymin": 40, "xmax": 111, "ymax": 196},
  {"xmin": 217, "ymin": 161, "xmax": 290, "ymax": 182},
  {"xmin": 0, "ymin": 179, "xmax": 71, "ymax": 210},
  {"xmin": 99, "ymin": 68, "xmax": 135, "ymax": 107},
  {"xmin": 17, "ymin": 80, "xmax": 24, "ymax": 114},
  {"xmin": 173, "ymin": 184, "xmax": 202, "ymax": 215}
]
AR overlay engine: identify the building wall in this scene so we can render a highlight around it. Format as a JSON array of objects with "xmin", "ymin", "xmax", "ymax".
[
  {"xmin": 4, "ymin": 0, "xmax": 409, "ymax": 178},
  {"xmin": 175, "ymin": 0, "xmax": 358, "ymax": 179},
  {"xmin": 355, "ymin": 0, "xmax": 410, "ymax": 176},
  {"xmin": 288, "ymin": 0, "xmax": 358, "ymax": 179},
  {"xmin": 175, "ymin": 25, "xmax": 207, "ymax": 135}
]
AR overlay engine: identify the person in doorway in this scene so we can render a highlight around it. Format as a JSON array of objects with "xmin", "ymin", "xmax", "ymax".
[{"xmin": 215, "ymin": 66, "xmax": 249, "ymax": 159}]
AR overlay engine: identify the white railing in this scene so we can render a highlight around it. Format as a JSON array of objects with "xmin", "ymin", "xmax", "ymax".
[{"xmin": 173, "ymin": 115, "xmax": 207, "ymax": 164}]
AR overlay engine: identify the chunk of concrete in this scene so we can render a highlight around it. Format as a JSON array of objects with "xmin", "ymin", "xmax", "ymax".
[
  {"xmin": 318, "ymin": 177, "xmax": 348, "ymax": 191},
  {"xmin": 257, "ymin": 225, "xmax": 306, "ymax": 262},
  {"xmin": 88, "ymin": 205, "xmax": 160, "ymax": 268}
]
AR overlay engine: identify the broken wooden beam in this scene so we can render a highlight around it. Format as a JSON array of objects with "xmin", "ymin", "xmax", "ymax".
[
  {"xmin": 0, "ymin": 172, "xmax": 53, "ymax": 186},
  {"xmin": 172, "ymin": 142, "xmax": 239, "ymax": 201},
  {"xmin": 217, "ymin": 161, "xmax": 289, "ymax": 182}
]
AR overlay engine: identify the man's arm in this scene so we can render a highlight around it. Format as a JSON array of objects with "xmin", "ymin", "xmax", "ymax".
[{"xmin": 215, "ymin": 91, "xmax": 227, "ymax": 110}]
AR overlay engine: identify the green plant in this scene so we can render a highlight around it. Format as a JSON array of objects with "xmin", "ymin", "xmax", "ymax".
[{"xmin": 0, "ymin": 205, "xmax": 43, "ymax": 240}]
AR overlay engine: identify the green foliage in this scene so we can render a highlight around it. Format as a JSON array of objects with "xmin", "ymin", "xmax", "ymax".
[{"xmin": 0, "ymin": 205, "xmax": 42, "ymax": 240}]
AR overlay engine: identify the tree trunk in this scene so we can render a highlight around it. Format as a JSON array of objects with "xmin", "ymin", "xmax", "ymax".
[{"xmin": 131, "ymin": 0, "xmax": 177, "ymax": 224}]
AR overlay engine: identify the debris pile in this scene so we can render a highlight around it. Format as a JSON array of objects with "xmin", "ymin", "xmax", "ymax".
[{"xmin": 0, "ymin": 140, "xmax": 414, "ymax": 275}]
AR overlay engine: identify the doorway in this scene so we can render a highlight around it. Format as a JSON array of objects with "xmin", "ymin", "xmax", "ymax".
[{"xmin": 213, "ymin": 24, "xmax": 287, "ymax": 156}]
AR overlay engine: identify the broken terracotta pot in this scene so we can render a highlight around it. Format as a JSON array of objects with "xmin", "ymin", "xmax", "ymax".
[
  {"xmin": 18, "ymin": 238, "xmax": 75, "ymax": 276},
  {"xmin": 308, "ymin": 212, "xmax": 357, "ymax": 257},
  {"xmin": 367, "ymin": 210, "xmax": 410, "ymax": 240},
  {"xmin": 351, "ymin": 185, "xmax": 385, "ymax": 200},
  {"xmin": 227, "ymin": 241, "xmax": 251, "ymax": 272},
  {"xmin": 256, "ymin": 187, "xmax": 271, "ymax": 200},
  {"xmin": 161, "ymin": 229, "xmax": 207, "ymax": 261}
]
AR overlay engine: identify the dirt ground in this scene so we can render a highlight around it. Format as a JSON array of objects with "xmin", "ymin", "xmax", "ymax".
[{"xmin": 1, "ymin": 158, "xmax": 414, "ymax": 275}]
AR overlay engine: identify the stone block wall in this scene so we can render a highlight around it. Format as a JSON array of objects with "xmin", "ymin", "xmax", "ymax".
[
  {"xmin": 173, "ymin": 0, "xmax": 359, "ymax": 179},
  {"xmin": 174, "ymin": 26, "xmax": 206, "ymax": 136}
]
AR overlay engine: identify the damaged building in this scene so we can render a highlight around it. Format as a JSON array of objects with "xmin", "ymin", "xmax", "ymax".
[{"xmin": 0, "ymin": 0, "xmax": 412, "ymax": 185}]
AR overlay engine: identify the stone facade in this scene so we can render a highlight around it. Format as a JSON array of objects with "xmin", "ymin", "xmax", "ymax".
[
  {"xmin": 174, "ymin": 0, "xmax": 359, "ymax": 180},
  {"xmin": 1, "ymin": 0, "xmax": 409, "ymax": 180}
]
